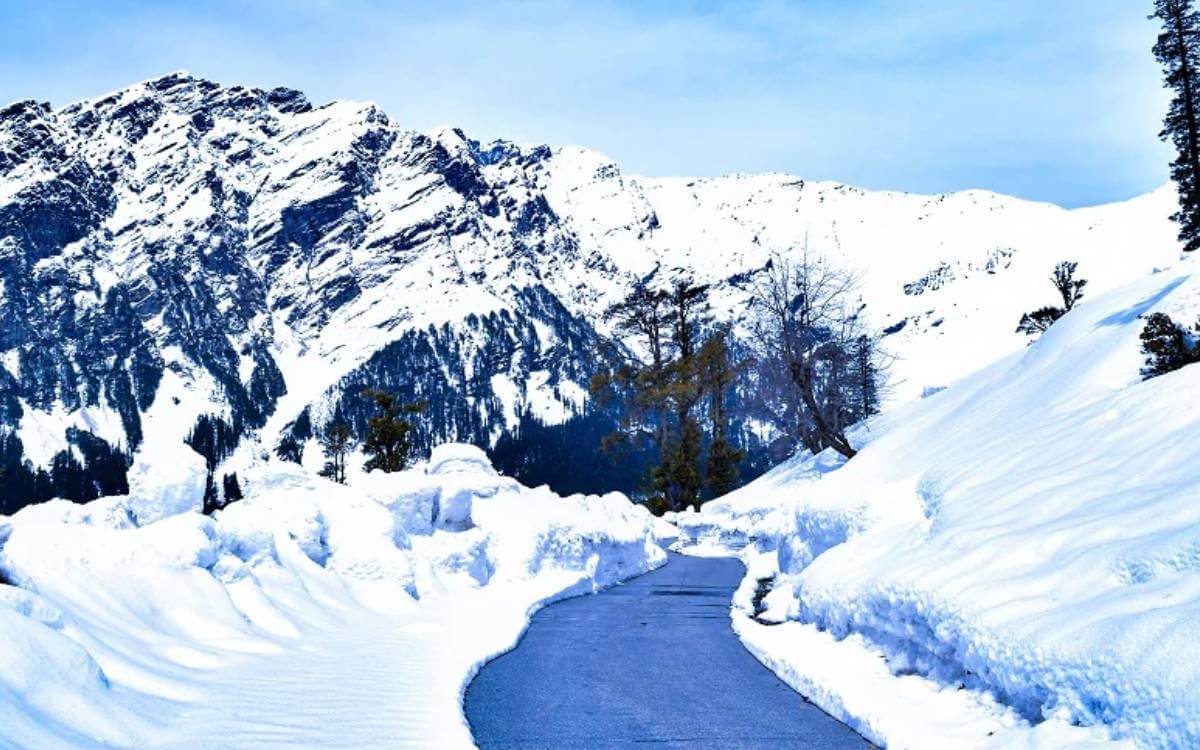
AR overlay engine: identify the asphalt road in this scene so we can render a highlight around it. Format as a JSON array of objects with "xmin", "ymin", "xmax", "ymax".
[{"xmin": 464, "ymin": 553, "xmax": 871, "ymax": 749}]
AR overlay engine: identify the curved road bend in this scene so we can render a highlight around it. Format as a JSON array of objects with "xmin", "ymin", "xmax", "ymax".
[{"xmin": 465, "ymin": 552, "xmax": 872, "ymax": 749}]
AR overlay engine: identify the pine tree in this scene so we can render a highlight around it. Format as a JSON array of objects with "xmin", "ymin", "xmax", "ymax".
[
  {"xmin": 598, "ymin": 278, "xmax": 714, "ymax": 512},
  {"xmin": 1051, "ymin": 261, "xmax": 1087, "ymax": 311},
  {"xmin": 596, "ymin": 282, "xmax": 674, "ymax": 505},
  {"xmin": 704, "ymin": 438, "xmax": 742, "ymax": 500},
  {"xmin": 1140, "ymin": 312, "xmax": 1197, "ymax": 377},
  {"xmin": 698, "ymin": 329, "xmax": 744, "ymax": 501},
  {"xmin": 598, "ymin": 282, "xmax": 673, "ymax": 459},
  {"xmin": 605, "ymin": 283, "xmax": 672, "ymax": 373},
  {"xmin": 661, "ymin": 279, "xmax": 710, "ymax": 511},
  {"xmin": 319, "ymin": 423, "xmax": 352, "ymax": 484},
  {"xmin": 668, "ymin": 416, "xmax": 704, "ymax": 509},
  {"xmin": 848, "ymin": 335, "xmax": 882, "ymax": 420},
  {"xmin": 202, "ymin": 472, "xmax": 220, "ymax": 515},
  {"xmin": 275, "ymin": 434, "xmax": 303, "ymax": 463},
  {"xmin": 222, "ymin": 473, "xmax": 244, "ymax": 505},
  {"xmin": 1017, "ymin": 306, "xmax": 1067, "ymax": 336},
  {"xmin": 1153, "ymin": 0, "xmax": 1200, "ymax": 251},
  {"xmin": 1017, "ymin": 261, "xmax": 1088, "ymax": 336},
  {"xmin": 667, "ymin": 278, "xmax": 710, "ymax": 361},
  {"xmin": 361, "ymin": 389, "xmax": 426, "ymax": 473}
]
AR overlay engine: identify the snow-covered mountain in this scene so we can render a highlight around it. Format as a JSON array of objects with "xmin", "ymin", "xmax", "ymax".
[{"xmin": 0, "ymin": 72, "xmax": 1184, "ymax": 510}]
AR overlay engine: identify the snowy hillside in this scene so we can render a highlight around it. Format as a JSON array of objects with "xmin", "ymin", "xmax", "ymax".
[
  {"xmin": 677, "ymin": 257, "xmax": 1200, "ymax": 749},
  {"xmin": 544, "ymin": 158, "xmax": 1184, "ymax": 402},
  {"xmin": 0, "ymin": 71, "xmax": 1185, "ymax": 510},
  {"xmin": 0, "ymin": 443, "xmax": 669, "ymax": 748}
]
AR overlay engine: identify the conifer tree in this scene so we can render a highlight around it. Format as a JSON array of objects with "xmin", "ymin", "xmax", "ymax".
[
  {"xmin": 275, "ymin": 434, "xmax": 303, "ymax": 463},
  {"xmin": 361, "ymin": 389, "xmax": 426, "ymax": 473},
  {"xmin": 597, "ymin": 277, "xmax": 716, "ymax": 512},
  {"xmin": 319, "ymin": 423, "xmax": 352, "ymax": 484},
  {"xmin": 1051, "ymin": 261, "xmax": 1088, "ymax": 311},
  {"xmin": 660, "ymin": 278, "xmax": 710, "ymax": 510},
  {"xmin": 1017, "ymin": 261, "xmax": 1088, "ymax": 336},
  {"xmin": 848, "ymin": 335, "xmax": 882, "ymax": 420},
  {"xmin": 1017, "ymin": 306, "xmax": 1068, "ymax": 337},
  {"xmin": 202, "ymin": 472, "xmax": 220, "ymax": 515},
  {"xmin": 698, "ymin": 329, "xmax": 744, "ymax": 500},
  {"xmin": 222, "ymin": 472, "xmax": 244, "ymax": 505},
  {"xmin": 1140, "ymin": 312, "xmax": 1197, "ymax": 377},
  {"xmin": 595, "ymin": 282, "xmax": 674, "ymax": 509},
  {"xmin": 664, "ymin": 417, "xmax": 704, "ymax": 509},
  {"xmin": 1153, "ymin": 0, "xmax": 1200, "ymax": 251},
  {"xmin": 597, "ymin": 282, "xmax": 673, "ymax": 456}
]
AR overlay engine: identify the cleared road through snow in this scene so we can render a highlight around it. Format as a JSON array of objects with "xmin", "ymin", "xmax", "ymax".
[{"xmin": 465, "ymin": 553, "xmax": 871, "ymax": 748}]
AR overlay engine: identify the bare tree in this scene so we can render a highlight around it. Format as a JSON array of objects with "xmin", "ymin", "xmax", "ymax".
[{"xmin": 748, "ymin": 248, "xmax": 882, "ymax": 459}]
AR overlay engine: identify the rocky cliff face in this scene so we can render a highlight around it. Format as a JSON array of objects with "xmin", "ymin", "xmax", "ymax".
[{"xmin": 0, "ymin": 73, "xmax": 1183, "ymax": 510}]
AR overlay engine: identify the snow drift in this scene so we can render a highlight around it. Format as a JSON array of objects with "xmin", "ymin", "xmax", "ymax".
[
  {"xmin": 680, "ymin": 258, "xmax": 1200, "ymax": 749},
  {"xmin": 0, "ymin": 444, "xmax": 668, "ymax": 749}
]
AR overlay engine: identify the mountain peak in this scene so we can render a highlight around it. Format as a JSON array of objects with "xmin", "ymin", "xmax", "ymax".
[{"xmin": 0, "ymin": 73, "xmax": 1184, "ymax": 515}]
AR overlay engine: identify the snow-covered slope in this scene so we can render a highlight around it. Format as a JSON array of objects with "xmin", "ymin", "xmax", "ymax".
[
  {"xmin": 678, "ymin": 258, "xmax": 1200, "ymax": 749},
  {"xmin": 0, "ymin": 444, "xmax": 670, "ymax": 749},
  {"xmin": 543, "ymin": 155, "xmax": 1183, "ymax": 402},
  {"xmin": 0, "ymin": 72, "xmax": 1185, "ymax": 509}
]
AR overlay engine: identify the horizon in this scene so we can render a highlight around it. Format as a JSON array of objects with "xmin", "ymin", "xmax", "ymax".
[{"xmin": 0, "ymin": 0, "xmax": 1175, "ymax": 209}]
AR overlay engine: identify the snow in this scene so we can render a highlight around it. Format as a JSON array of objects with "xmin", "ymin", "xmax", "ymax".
[
  {"xmin": 3, "ymin": 74, "xmax": 1189, "ymax": 470},
  {"xmin": 0, "ymin": 445, "xmax": 666, "ymax": 749},
  {"xmin": 537, "ymin": 149, "xmax": 1184, "ymax": 404},
  {"xmin": 426, "ymin": 443, "xmax": 496, "ymax": 477},
  {"xmin": 679, "ymin": 257, "xmax": 1200, "ymax": 749},
  {"xmin": 3, "ymin": 73, "xmax": 1198, "ymax": 748},
  {"xmin": 15, "ymin": 401, "xmax": 128, "ymax": 469},
  {"xmin": 124, "ymin": 441, "xmax": 208, "ymax": 525}
]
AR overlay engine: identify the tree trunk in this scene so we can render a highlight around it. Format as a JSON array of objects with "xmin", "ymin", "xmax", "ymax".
[{"xmin": 793, "ymin": 360, "xmax": 857, "ymax": 459}]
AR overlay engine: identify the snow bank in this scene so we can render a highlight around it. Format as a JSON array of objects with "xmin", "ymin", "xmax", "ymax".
[
  {"xmin": 124, "ymin": 439, "xmax": 208, "ymax": 525},
  {"xmin": 685, "ymin": 260, "xmax": 1200, "ymax": 749},
  {"xmin": 0, "ymin": 445, "xmax": 665, "ymax": 749}
]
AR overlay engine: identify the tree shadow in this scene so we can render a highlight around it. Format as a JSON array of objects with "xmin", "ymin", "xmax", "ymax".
[{"xmin": 1095, "ymin": 275, "xmax": 1190, "ymax": 327}]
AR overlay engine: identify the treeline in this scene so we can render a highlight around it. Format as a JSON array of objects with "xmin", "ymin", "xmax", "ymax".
[
  {"xmin": 490, "ymin": 409, "xmax": 658, "ymax": 496},
  {"xmin": 593, "ymin": 249, "xmax": 886, "ymax": 515},
  {"xmin": 0, "ymin": 429, "xmax": 130, "ymax": 516}
]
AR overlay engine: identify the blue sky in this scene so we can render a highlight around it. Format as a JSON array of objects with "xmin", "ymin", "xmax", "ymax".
[{"xmin": 0, "ymin": 0, "xmax": 1173, "ymax": 207}]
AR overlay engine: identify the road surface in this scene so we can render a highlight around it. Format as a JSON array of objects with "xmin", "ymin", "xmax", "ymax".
[{"xmin": 465, "ymin": 553, "xmax": 871, "ymax": 749}]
